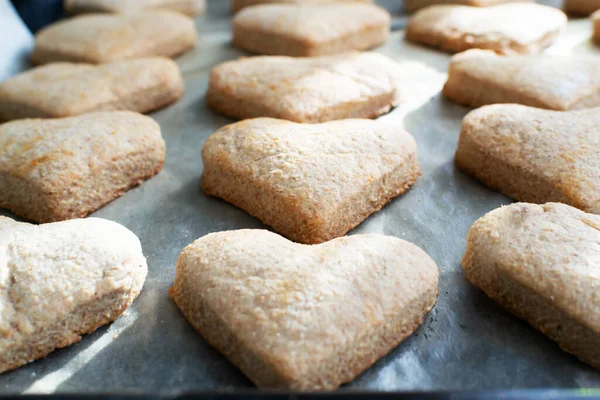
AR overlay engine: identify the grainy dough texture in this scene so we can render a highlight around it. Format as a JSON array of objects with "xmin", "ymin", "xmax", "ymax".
[
  {"xmin": 455, "ymin": 104, "xmax": 600, "ymax": 214},
  {"xmin": 0, "ymin": 57, "xmax": 184, "ymax": 122},
  {"xmin": 0, "ymin": 111, "xmax": 166, "ymax": 223},
  {"xmin": 0, "ymin": 216, "xmax": 147, "ymax": 374},
  {"xmin": 443, "ymin": 50, "xmax": 600, "ymax": 110},
  {"xmin": 64, "ymin": 0, "xmax": 206, "ymax": 15},
  {"xmin": 31, "ymin": 11, "xmax": 196, "ymax": 64},
  {"xmin": 170, "ymin": 229, "xmax": 439, "ymax": 390},
  {"xmin": 201, "ymin": 118, "xmax": 421, "ymax": 244},
  {"xmin": 564, "ymin": 0, "xmax": 600, "ymax": 14},
  {"xmin": 233, "ymin": 3, "xmax": 390, "ymax": 56},
  {"xmin": 594, "ymin": 11, "xmax": 600, "ymax": 43},
  {"xmin": 232, "ymin": 0, "xmax": 372, "ymax": 13},
  {"xmin": 207, "ymin": 52, "xmax": 401, "ymax": 123},
  {"xmin": 405, "ymin": 3, "xmax": 567, "ymax": 54},
  {"xmin": 462, "ymin": 202, "xmax": 600, "ymax": 370},
  {"xmin": 403, "ymin": 0, "xmax": 530, "ymax": 13}
]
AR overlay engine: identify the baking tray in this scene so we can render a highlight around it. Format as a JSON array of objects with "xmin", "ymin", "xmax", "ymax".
[{"xmin": 2, "ymin": 0, "xmax": 600, "ymax": 395}]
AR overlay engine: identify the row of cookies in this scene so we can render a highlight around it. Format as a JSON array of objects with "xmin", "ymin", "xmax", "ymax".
[{"xmin": 0, "ymin": 0, "xmax": 438, "ymax": 390}]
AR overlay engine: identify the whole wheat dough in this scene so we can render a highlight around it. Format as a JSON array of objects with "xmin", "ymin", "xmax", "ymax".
[
  {"xmin": 0, "ymin": 57, "xmax": 184, "ymax": 122},
  {"xmin": 0, "ymin": 111, "xmax": 166, "ymax": 223},
  {"xmin": 201, "ymin": 118, "xmax": 420, "ymax": 244},
  {"xmin": 207, "ymin": 52, "xmax": 401, "ymax": 123},
  {"xmin": 170, "ymin": 229, "xmax": 438, "ymax": 389},
  {"xmin": 462, "ymin": 202, "xmax": 600, "ymax": 370},
  {"xmin": 233, "ymin": 3, "xmax": 390, "ymax": 56},
  {"xmin": 455, "ymin": 104, "xmax": 600, "ymax": 214},
  {"xmin": 31, "ymin": 11, "xmax": 196, "ymax": 64},
  {"xmin": 443, "ymin": 49, "xmax": 600, "ymax": 110},
  {"xmin": 0, "ymin": 216, "xmax": 147, "ymax": 374},
  {"xmin": 64, "ymin": 0, "xmax": 206, "ymax": 15},
  {"xmin": 405, "ymin": 3, "xmax": 567, "ymax": 54}
]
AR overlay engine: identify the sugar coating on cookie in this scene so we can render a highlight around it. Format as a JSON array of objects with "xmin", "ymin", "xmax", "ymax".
[
  {"xmin": 564, "ymin": 0, "xmax": 600, "ymax": 15},
  {"xmin": 201, "ymin": 118, "xmax": 421, "ymax": 244},
  {"xmin": 0, "ymin": 57, "xmax": 184, "ymax": 122},
  {"xmin": 31, "ymin": 11, "xmax": 197, "ymax": 64},
  {"xmin": 0, "ymin": 111, "xmax": 166, "ymax": 223},
  {"xmin": 443, "ymin": 49, "xmax": 600, "ymax": 110},
  {"xmin": 462, "ymin": 202, "xmax": 600, "ymax": 370},
  {"xmin": 207, "ymin": 52, "xmax": 401, "ymax": 123},
  {"xmin": 403, "ymin": 0, "xmax": 531, "ymax": 13},
  {"xmin": 233, "ymin": 3, "xmax": 390, "ymax": 56},
  {"xmin": 170, "ymin": 229, "xmax": 438, "ymax": 389},
  {"xmin": 405, "ymin": 3, "xmax": 567, "ymax": 55},
  {"xmin": 0, "ymin": 216, "xmax": 147, "ymax": 374},
  {"xmin": 232, "ymin": 0, "xmax": 373, "ymax": 13},
  {"xmin": 455, "ymin": 104, "xmax": 600, "ymax": 214},
  {"xmin": 64, "ymin": 0, "xmax": 206, "ymax": 16}
]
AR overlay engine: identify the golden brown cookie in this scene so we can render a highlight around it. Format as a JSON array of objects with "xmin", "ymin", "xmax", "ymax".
[
  {"xmin": 201, "ymin": 118, "xmax": 420, "ymax": 244},
  {"xmin": 64, "ymin": 0, "xmax": 206, "ymax": 16},
  {"xmin": 170, "ymin": 229, "xmax": 438, "ymax": 389}
]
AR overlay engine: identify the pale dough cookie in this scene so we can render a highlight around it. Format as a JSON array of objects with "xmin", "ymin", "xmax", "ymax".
[
  {"xmin": 404, "ymin": 0, "xmax": 531, "ymax": 13},
  {"xmin": 207, "ymin": 52, "xmax": 401, "ymax": 123},
  {"xmin": 232, "ymin": 3, "xmax": 390, "ymax": 56},
  {"xmin": 594, "ymin": 11, "xmax": 600, "ymax": 43},
  {"xmin": 455, "ymin": 104, "xmax": 600, "ymax": 214},
  {"xmin": 405, "ymin": 3, "xmax": 567, "ymax": 55},
  {"xmin": 0, "ymin": 111, "xmax": 166, "ymax": 223},
  {"xmin": 201, "ymin": 118, "xmax": 420, "ymax": 244},
  {"xmin": 0, "ymin": 216, "xmax": 147, "ymax": 374},
  {"xmin": 443, "ymin": 49, "xmax": 600, "ymax": 110},
  {"xmin": 463, "ymin": 202, "xmax": 600, "ymax": 370},
  {"xmin": 64, "ymin": 0, "xmax": 206, "ymax": 16},
  {"xmin": 564, "ymin": 0, "xmax": 600, "ymax": 15},
  {"xmin": 170, "ymin": 229, "xmax": 438, "ymax": 390},
  {"xmin": 31, "ymin": 11, "xmax": 196, "ymax": 64},
  {"xmin": 232, "ymin": 0, "xmax": 372, "ymax": 13},
  {"xmin": 0, "ymin": 57, "xmax": 184, "ymax": 122}
]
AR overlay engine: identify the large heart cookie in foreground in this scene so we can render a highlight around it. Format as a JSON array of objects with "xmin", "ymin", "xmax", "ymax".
[
  {"xmin": 64, "ymin": 0, "xmax": 206, "ymax": 16},
  {"xmin": 0, "ymin": 111, "xmax": 165, "ymax": 223},
  {"xmin": 463, "ymin": 202, "xmax": 600, "ymax": 370},
  {"xmin": 0, "ymin": 216, "xmax": 147, "ymax": 374},
  {"xmin": 455, "ymin": 104, "xmax": 600, "ymax": 214},
  {"xmin": 444, "ymin": 50, "xmax": 600, "ymax": 110},
  {"xmin": 233, "ymin": 3, "xmax": 390, "ymax": 56},
  {"xmin": 170, "ymin": 229, "xmax": 438, "ymax": 390},
  {"xmin": 0, "ymin": 58, "xmax": 184, "ymax": 122},
  {"xmin": 207, "ymin": 52, "xmax": 401, "ymax": 123},
  {"xmin": 31, "ymin": 11, "xmax": 196, "ymax": 64},
  {"xmin": 201, "ymin": 118, "xmax": 420, "ymax": 244},
  {"xmin": 405, "ymin": 3, "xmax": 567, "ymax": 54}
]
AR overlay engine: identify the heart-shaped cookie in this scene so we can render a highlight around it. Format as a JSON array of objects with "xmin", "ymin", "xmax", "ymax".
[
  {"xmin": 403, "ymin": 0, "xmax": 531, "ymax": 13},
  {"xmin": 64, "ymin": 0, "xmax": 206, "ymax": 16},
  {"xmin": 207, "ymin": 52, "xmax": 401, "ymax": 123},
  {"xmin": 0, "ymin": 216, "xmax": 147, "ymax": 374},
  {"xmin": 31, "ymin": 11, "xmax": 196, "ymax": 64},
  {"xmin": 201, "ymin": 118, "xmax": 420, "ymax": 244},
  {"xmin": 0, "ymin": 111, "xmax": 165, "ymax": 223},
  {"xmin": 233, "ymin": 3, "xmax": 390, "ymax": 56},
  {"xmin": 455, "ymin": 104, "xmax": 600, "ymax": 214},
  {"xmin": 444, "ymin": 50, "xmax": 600, "ymax": 110},
  {"xmin": 170, "ymin": 229, "xmax": 438, "ymax": 390},
  {"xmin": 0, "ymin": 57, "xmax": 184, "ymax": 122},
  {"xmin": 405, "ymin": 3, "xmax": 567, "ymax": 54},
  {"xmin": 463, "ymin": 202, "xmax": 600, "ymax": 370}
]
